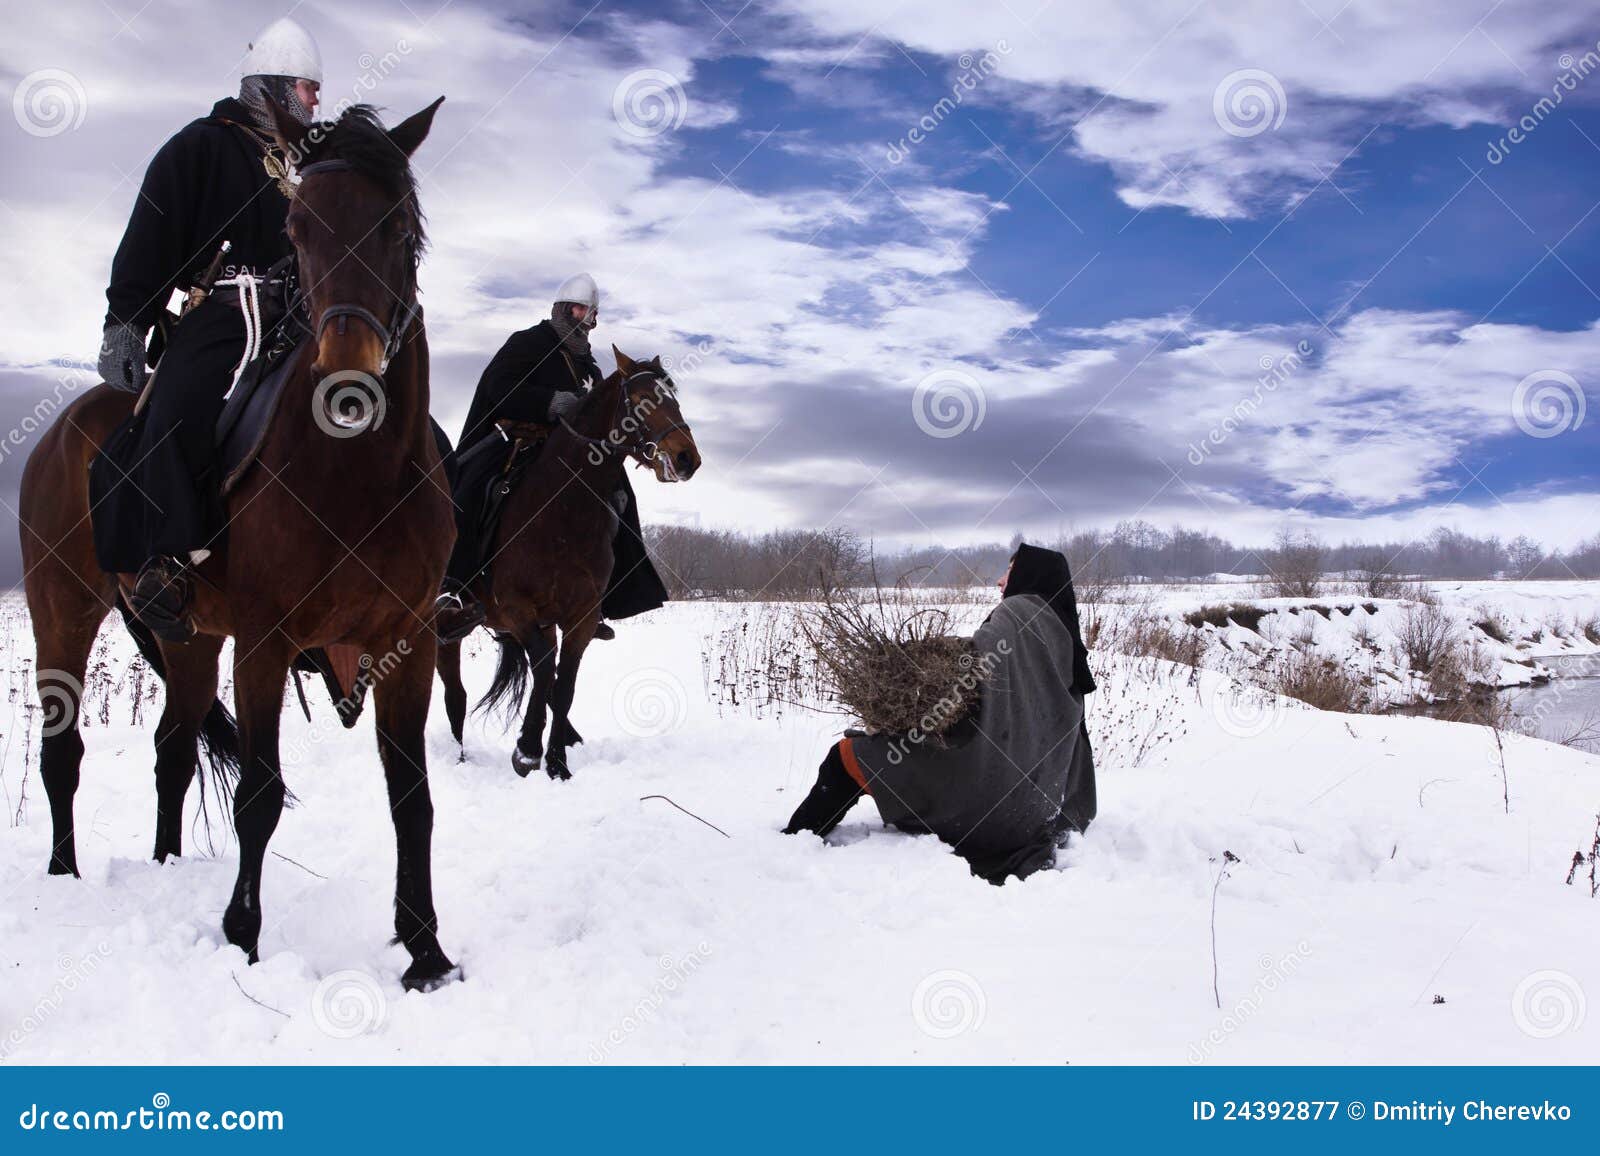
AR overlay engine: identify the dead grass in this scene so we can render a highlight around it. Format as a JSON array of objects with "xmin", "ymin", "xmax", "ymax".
[
  {"xmin": 1183, "ymin": 602, "xmax": 1270, "ymax": 633},
  {"xmin": 1267, "ymin": 652, "xmax": 1370, "ymax": 713}
]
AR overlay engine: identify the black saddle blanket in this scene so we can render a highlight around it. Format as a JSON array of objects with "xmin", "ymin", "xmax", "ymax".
[{"xmin": 89, "ymin": 335, "xmax": 307, "ymax": 575}]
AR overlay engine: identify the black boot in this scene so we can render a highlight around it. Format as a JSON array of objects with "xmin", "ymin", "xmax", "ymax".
[
  {"xmin": 434, "ymin": 582, "xmax": 486, "ymax": 643},
  {"xmin": 130, "ymin": 556, "xmax": 196, "ymax": 643},
  {"xmin": 783, "ymin": 744, "xmax": 865, "ymax": 837}
]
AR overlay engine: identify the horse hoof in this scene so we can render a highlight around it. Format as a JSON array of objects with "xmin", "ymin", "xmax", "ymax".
[
  {"xmin": 546, "ymin": 757, "xmax": 571, "ymax": 782},
  {"xmin": 47, "ymin": 859, "xmax": 79, "ymax": 878},
  {"xmin": 402, "ymin": 957, "xmax": 462, "ymax": 993},
  {"xmin": 511, "ymin": 745, "xmax": 540, "ymax": 777}
]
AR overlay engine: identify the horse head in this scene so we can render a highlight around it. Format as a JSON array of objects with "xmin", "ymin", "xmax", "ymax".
[
  {"xmin": 266, "ymin": 97, "xmax": 444, "ymax": 432},
  {"xmin": 609, "ymin": 347, "xmax": 701, "ymax": 482}
]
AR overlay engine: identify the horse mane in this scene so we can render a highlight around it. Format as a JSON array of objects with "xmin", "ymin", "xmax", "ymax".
[{"xmin": 299, "ymin": 104, "xmax": 427, "ymax": 252}]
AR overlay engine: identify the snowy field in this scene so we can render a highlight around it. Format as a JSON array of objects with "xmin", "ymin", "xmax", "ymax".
[
  {"xmin": 0, "ymin": 588, "xmax": 1597, "ymax": 1064},
  {"xmin": 1122, "ymin": 579, "xmax": 1600, "ymax": 702}
]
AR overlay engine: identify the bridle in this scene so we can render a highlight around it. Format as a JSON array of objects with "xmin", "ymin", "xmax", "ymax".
[
  {"xmin": 294, "ymin": 158, "xmax": 421, "ymax": 374},
  {"xmin": 559, "ymin": 367, "xmax": 694, "ymax": 471}
]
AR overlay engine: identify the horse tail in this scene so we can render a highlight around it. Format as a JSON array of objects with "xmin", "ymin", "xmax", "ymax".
[
  {"xmin": 115, "ymin": 603, "xmax": 240, "ymax": 839},
  {"xmin": 476, "ymin": 631, "xmax": 529, "ymax": 720}
]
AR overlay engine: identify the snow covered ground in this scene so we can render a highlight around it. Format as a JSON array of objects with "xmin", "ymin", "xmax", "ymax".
[
  {"xmin": 0, "ymin": 589, "xmax": 1597, "ymax": 1064},
  {"xmin": 1121, "ymin": 580, "xmax": 1600, "ymax": 705}
]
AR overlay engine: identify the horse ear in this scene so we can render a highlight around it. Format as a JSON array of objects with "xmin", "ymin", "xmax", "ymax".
[
  {"xmin": 389, "ymin": 96, "xmax": 445, "ymax": 158},
  {"xmin": 265, "ymin": 96, "xmax": 309, "ymax": 160},
  {"xmin": 613, "ymin": 345, "xmax": 636, "ymax": 372}
]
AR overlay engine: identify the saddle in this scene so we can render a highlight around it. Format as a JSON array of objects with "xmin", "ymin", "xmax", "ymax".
[
  {"xmin": 216, "ymin": 329, "xmax": 308, "ymax": 497},
  {"xmin": 469, "ymin": 418, "xmax": 554, "ymax": 568}
]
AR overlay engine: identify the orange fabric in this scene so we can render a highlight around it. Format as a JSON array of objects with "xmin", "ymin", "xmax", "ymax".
[{"xmin": 837, "ymin": 737, "xmax": 871, "ymax": 795}]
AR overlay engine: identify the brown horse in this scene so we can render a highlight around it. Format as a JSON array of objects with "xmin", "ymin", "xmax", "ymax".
[
  {"xmin": 18, "ymin": 100, "xmax": 459, "ymax": 991},
  {"xmin": 437, "ymin": 351, "xmax": 700, "ymax": 779}
]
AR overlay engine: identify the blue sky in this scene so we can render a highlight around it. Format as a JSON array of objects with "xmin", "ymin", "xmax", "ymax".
[{"xmin": 2, "ymin": 0, "xmax": 1598, "ymax": 578}]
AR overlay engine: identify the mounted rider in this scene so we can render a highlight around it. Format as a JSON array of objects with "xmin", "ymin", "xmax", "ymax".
[
  {"xmin": 94, "ymin": 17, "xmax": 321, "ymax": 641},
  {"xmin": 434, "ymin": 274, "xmax": 669, "ymax": 641}
]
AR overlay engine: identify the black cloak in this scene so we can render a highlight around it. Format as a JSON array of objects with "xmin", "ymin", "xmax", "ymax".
[
  {"xmin": 846, "ymin": 593, "xmax": 1094, "ymax": 883},
  {"xmin": 1005, "ymin": 543, "xmax": 1096, "ymax": 695}
]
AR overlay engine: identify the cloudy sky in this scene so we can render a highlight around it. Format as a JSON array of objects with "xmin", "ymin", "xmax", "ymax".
[{"xmin": 2, "ymin": 0, "xmax": 1598, "ymax": 582}]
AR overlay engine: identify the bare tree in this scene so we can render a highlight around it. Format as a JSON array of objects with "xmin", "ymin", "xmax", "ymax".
[{"xmin": 1261, "ymin": 529, "xmax": 1325, "ymax": 598}]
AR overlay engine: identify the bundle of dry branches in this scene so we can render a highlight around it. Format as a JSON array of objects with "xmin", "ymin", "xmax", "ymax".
[{"xmin": 799, "ymin": 574, "xmax": 987, "ymax": 741}]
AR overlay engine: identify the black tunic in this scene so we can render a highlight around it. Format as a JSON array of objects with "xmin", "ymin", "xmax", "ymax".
[
  {"xmin": 104, "ymin": 97, "xmax": 293, "ymax": 332},
  {"xmin": 457, "ymin": 320, "xmax": 598, "ymax": 449},
  {"xmin": 91, "ymin": 97, "xmax": 294, "ymax": 568}
]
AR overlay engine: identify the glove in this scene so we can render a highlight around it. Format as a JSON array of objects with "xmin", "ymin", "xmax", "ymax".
[
  {"xmin": 547, "ymin": 389, "xmax": 585, "ymax": 421},
  {"xmin": 98, "ymin": 323, "xmax": 149, "ymax": 393}
]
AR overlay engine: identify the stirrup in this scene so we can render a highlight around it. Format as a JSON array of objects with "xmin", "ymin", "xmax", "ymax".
[
  {"xmin": 434, "ymin": 589, "xmax": 486, "ymax": 643},
  {"xmin": 130, "ymin": 557, "xmax": 196, "ymax": 643}
]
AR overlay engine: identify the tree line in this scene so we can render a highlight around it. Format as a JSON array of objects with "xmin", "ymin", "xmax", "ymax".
[{"xmin": 643, "ymin": 521, "xmax": 1600, "ymax": 599}]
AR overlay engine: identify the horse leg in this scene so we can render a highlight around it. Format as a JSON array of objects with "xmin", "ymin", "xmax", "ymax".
[
  {"xmin": 374, "ymin": 631, "xmax": 458, "ymax": 991},
  {"xmin": 512, "ymin": 626, "xmax": 557, "ymax": 778},
  {"xmin": 152, "ymin": 634, "xmax": 224, "ymax": 862},
  {"xmin": 545, "ymin": 620, "xmax": 597, "ymax": 782},
  {"xmin": 34, "ymin": 616, "xmax": 101, "ymax": 878},
  {"xmin": 436, "ymin": 638, "xmax": 467, "ymax": 759},
  {"xmin": 222, "ymin": 640, "xmax": 289, "ymax": 963}
]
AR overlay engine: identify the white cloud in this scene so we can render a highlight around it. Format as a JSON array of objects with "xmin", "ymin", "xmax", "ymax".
[
  {"xmin": 0, "ymin": 0, "xmax": 1595, "ymax": 575},
  {"xmin": 771, "ymin": 0, "xmax": 1599, "ymax": 218}
]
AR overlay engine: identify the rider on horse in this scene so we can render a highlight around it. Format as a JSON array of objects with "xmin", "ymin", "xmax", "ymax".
[
  {"xmin": 434, "ymin": 274, "xmax": 668, "ymax": 642},
  {"xmin": 95, "ymin": 17, "xmax": 321, "ymax": 642}
]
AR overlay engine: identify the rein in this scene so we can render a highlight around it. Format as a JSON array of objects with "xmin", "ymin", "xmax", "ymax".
[
  {"xmin": 558, "ymin": 368, "xmax": 687, "ymax": 469},
  {"xmin": 294, "ymin": 158, "xmax": 421, "ymax": 373}
]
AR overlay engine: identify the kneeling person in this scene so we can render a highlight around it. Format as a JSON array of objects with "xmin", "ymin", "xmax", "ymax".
[{"xmin": 784, "ymin": 544, "xmax": 1098, "ymax": 883}]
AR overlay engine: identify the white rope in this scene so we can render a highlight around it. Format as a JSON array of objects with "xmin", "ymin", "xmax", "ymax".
[{"xmin": 216, "ymin": 273, "xmax": 263, "ymax": 400}]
